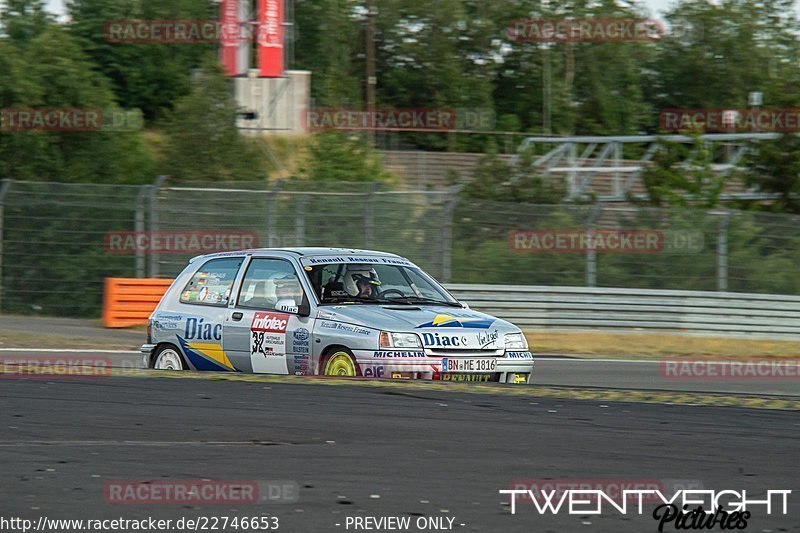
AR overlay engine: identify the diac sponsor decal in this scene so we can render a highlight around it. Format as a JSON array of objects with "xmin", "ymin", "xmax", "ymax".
[
  {"xmin": 185, "ymin": 317, "xmax": 222, "ymax": 341},
  {"xmin": 421, "ymin": 332, "xmax": 468, "ymax": 348}
]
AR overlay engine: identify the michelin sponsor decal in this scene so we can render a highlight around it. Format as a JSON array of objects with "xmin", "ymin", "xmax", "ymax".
[
  {"xmin": 372, "ymin": 351, "xmax": 426, "ymax": 358},
  {"xmin": 507, "ymin": 351, "xmax": 533, "ymax": 359}
]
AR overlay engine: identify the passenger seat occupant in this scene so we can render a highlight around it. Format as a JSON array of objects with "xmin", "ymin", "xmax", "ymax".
[{"xmin": 274, "ymin": 273, "xmax": 302, "ymax": 312}]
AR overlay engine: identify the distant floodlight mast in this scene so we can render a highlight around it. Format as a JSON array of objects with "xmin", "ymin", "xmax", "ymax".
[{"xmin": 219, "ymin": 0, "xmax": 285, "ymax": 77}]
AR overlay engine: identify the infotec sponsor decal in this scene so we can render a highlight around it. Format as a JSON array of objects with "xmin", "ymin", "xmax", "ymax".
[
  {"xmin": 508, "ymin": 18, "xmax": 664, "ymax": 42},
  {"xmin": 0, "ymin": 356, "xmax": 112, "ymax": 379},
  {"xmin": 104, "ymin": 480, "xmax": 299, "ymax": 505},
  {"xmin": 509, "ymin": 229, "xmax": 704, "ymax": 254},
  {"xmin": 661, "ymin": 108, "xmax": 800, "ymax": 133},
  {"xmin": 500, "ymin": 486, "xmax": 791, "ymax": 531},
  {"xmin": 250, "ymin": 312, "xmax": 289, "ymax": 357},
  {"xmin": 104, "ymin": 230, "xmax": 259, "ymax": 254},
  {"xmin": 661, "ymin": 357, "xmax": 800, "ymax": 380}
]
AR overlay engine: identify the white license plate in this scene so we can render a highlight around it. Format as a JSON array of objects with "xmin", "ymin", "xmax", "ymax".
[{"xmin": 441, "ymin": 358, "xmax": 497, "ymax": 373}]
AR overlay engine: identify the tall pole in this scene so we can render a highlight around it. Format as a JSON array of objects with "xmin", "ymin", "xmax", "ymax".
[{"xmin": 365, "ymin": 0, "xmax": 376, "ymax": 146}]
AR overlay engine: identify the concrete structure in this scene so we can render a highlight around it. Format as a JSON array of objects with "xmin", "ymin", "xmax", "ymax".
[{"xmin": 234, "ymin": 70, "xmax": 311, "ymax": 135}]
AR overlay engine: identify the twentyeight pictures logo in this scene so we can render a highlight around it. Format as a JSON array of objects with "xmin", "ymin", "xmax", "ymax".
[{"xmin": 500, "ymin": 487, "xmax": 792, "ymax": 531}]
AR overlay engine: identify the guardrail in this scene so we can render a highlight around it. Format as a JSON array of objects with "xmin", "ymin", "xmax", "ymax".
[
  {"xmin": 447, "ymin": 285, "xmax": 800, "ymax": 340},
  {"xmin": 101, "ymin": 278, "xmax": 800, "ymax": 340},
  {"xmin": 103, "ymin": 278, "xmax": 174, "ymax": 328}
]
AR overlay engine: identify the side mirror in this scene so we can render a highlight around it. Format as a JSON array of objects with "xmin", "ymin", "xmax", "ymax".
[
  {"xmin": 461, "ymin": 302, "xmax": 470, "ymax": 310},
  {"xmin": 297, "ymin": 294, "xmax": 312, "ymax": 317}
]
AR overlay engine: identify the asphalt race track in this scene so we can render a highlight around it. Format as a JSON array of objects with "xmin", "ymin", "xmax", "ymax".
[{"xmin": 1, "ymin": 374, "xmax": 798, "ymax": 533}]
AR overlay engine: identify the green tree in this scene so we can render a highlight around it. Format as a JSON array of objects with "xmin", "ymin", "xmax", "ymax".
[
  {"xmin": 68, "ymin": 0, "xmax": 217, "ymax": 120},
  {"xmin": 0, "ymin": 26, "xmax": 155, "ymax": 183},
  {"xmin": 296, "ymin": 132, "xmax": 393, "ymax": 182},
  {"xmin": 639, "ymin": 138, "xmax": 724, "ymax": 208},
  {"xmin": 740, "ymin": 135, "xmax": 800, "ymax": 213},
  {"xmin": 160, "ymin": 61, "xmax": 267, "ymax": 181}
]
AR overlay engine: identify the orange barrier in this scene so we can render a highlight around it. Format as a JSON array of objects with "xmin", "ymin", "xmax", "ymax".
[{"xmin": 103, "ymin": 278, "xmax": 174, "ymax": 328}]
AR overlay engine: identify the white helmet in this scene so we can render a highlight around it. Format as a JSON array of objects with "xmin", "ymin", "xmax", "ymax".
[{"xmin": 343, "ymin": 267, "xmax": 381, "ymax": 296}]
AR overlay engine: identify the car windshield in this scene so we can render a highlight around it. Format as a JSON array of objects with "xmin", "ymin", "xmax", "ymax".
[{"xmin": 305, "ymin": 262, "xmax": 459, "ymax": 306}]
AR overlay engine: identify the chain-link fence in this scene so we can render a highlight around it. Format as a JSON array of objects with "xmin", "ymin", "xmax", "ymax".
[{"xmin": 3, "ymin": 178, "xmax": 800, "ymax": 317}]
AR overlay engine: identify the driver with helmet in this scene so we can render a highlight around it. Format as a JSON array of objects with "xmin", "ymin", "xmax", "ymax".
[{"xmin": 344, "ymin": 267, "xmax": 382, "ymax": 299}]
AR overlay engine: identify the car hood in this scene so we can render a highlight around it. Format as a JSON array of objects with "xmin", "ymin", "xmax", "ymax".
[{"xmin": 316, "ymin": 305, "xmax": 519, "ymax": 350}]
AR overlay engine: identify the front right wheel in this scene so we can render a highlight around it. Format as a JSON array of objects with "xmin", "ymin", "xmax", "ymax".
[{"xmin": 322, "ymin": 349, "xmax": 358, "ymax": 377}]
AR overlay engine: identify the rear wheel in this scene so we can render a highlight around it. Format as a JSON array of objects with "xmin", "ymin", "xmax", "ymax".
[
  {"xmin": 323, "ymin": 349, "xmax": 358, "ymax": 377},
  {"xmin": 152, "ymin": 345, "xmax": 185, "ymax": 371}
]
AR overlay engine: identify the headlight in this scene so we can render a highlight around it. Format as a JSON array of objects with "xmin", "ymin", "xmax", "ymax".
[
  {"xmin": 505, "ymin": 333, "xmax": 528, "ymax": 350},
  {"xmin": 380, "ymin": 332, "xmax": 422, "ymax": 349}
]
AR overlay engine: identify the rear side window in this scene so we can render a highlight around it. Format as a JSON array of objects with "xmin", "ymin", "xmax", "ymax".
[{"xmin": 179, "ymin": 257, "xmax": 244, "ymax": 306}]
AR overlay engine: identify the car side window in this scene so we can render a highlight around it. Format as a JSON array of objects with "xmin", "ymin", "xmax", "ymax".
[
  {"xmin": 237, "ymin": 258, "xmax": 305, "ymax": 313},
  {"xmin": 179, "ymin": 257, "xmax": 244, "ymax": 306}
]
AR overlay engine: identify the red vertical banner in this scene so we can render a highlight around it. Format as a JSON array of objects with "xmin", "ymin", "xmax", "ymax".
[
  {"xmin": 258, "ymin": 0, "xmax": 284, "ymax": 77},
  {"xmin": 220, "ymin": 0, "xmax": 240, "ymax": 76}
]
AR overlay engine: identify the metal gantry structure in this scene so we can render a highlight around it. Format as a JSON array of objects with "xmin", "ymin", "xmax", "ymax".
[{"xmin": 512, "ymin": 133, "xmax": 785, "ymax": 202}]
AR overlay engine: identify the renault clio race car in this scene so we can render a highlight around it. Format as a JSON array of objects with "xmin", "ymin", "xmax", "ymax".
[{"xmin": 141, "ymin": 248, "xmax": 534, "ymax": 383}]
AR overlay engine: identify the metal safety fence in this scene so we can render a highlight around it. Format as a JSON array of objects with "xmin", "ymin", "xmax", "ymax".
[
  {"xmin": 3, "ymin": 178, "xmax": 800, "ymax": 317},
  {"xmin": 447, "ymin": 285, "xmax": 800, "ymax": 340}
]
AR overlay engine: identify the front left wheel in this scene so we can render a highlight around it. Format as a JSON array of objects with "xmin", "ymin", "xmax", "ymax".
[
  {"xmin": 152, "ymin": 345, "xmax": 185, "ymax": 371},
  {"xmin": 322, "ymin": 349, "xmax": 358, "ymax": 377}
]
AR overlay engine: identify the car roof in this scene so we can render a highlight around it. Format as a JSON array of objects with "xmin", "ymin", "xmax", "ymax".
[{"xmin": 191, "ymin": 247, "xmax": 405, "ymax": 263}]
